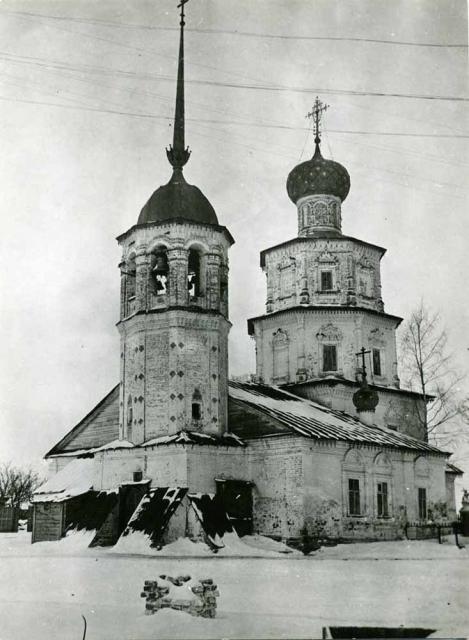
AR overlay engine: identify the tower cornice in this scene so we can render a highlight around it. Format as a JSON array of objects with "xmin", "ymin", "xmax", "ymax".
[
  {"xmin": 259, "ymin": 235, "xmax": 385, "ymax": 267},
  {"xmin": 117, "ymin": 218, "xmax": 234, "ymax": 246},
  {"xmin": 247, "ymin": 305, "xmax": 402, "ymax": 335}
]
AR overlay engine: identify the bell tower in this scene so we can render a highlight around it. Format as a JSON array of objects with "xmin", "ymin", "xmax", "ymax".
[{"xmin": 116, "ymin": 1, "xmax": 234, "ymax": 445}]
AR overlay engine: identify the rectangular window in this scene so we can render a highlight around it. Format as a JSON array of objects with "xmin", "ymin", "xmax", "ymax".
[
  {"xmin": 348, "ymin": 478, "xmax": 361, "ymax": 516},
  {"xmin": 377, "ymin": 481, "xmax": 389, "ymax": 517},
  {"xmin": 323, "ymin": 345, "xmax": 337, "ymax": 372},
  {"xmin": 321, "ymin": 270, "xmax": 333, "ymax": 291},
  {"xmin": 192, "ymin": 403, "xmax": 201, "ymax": 420},
  {"xmin": 372, "ymin": 349, "xmax": 382, "ymax": 376},
  {"xmin": 418, "ymin": 487, "xmax": 427, "ymax": 520}
]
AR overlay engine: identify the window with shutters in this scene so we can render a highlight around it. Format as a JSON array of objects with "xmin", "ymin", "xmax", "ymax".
[{"xmin": 323, "ymin": 344, "xmax": 337, "ymax": 372}]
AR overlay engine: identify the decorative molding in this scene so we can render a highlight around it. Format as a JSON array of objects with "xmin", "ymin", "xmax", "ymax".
[{"xmin": 316, "ymin": 323, "xmax": 343, "ymax": 343}]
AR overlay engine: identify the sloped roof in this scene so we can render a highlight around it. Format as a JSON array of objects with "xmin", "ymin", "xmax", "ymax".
[
  {"xmin": 141, "ymin": 430, "xmax": 245, "ymax": 448},
  {"xmin": 228, "ymin": 381, "xmax": 448, "ymax": 456},
  {"xmin": 446, "ymin": 462, "xmax": 464, "ymax": 475},
  {"xmin": 45, "ymin": 381, "xmax": 447, "ymax": 459},
  {"xmin": 46, "ymin": 385, "xmax": 120, "ymax": 457},
  {"xmin": 33, "ymin": 458, "xmax": 98, "ymax": 502}
]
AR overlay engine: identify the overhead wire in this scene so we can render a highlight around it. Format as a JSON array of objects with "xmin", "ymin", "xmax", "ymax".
[
  {"xmin": 2, "ymin": 10, "xmax": 467, "ymax": 48},
  {"xmin": 0, "ymin": 13, "xmax": 467, "ymax": 103}
]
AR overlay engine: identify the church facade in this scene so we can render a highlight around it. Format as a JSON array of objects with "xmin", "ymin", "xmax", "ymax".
[{"xmin": 32, "ymin": 6, "xmax": 460, "ymax": 549}]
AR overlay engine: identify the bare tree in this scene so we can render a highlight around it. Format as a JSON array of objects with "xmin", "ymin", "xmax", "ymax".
[
  {"xmin": 399, "ymin": 301, "xmax": 469, "ymax": 447},
  {"xmin": 0, "ymin": 463, "xmax": 42, "ymax": 508}
]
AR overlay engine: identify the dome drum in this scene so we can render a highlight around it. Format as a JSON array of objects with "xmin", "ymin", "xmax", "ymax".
[{"xmin": 297, "ymin": 194, "xmax": 342, "ymax": 237}]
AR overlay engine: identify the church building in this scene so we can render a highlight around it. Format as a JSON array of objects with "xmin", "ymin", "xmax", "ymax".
[{"xmin": 32, "ymin": 4, "xmax": 460, "ymax": 549}]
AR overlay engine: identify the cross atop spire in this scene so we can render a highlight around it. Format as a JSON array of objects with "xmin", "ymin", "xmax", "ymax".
[
  {"xmin": 166, "ymin": 0, "xmax": 191, "ymax": 171},
  {"xmin": 306, "ymin": 96, "xmax": 329, "ymax": 155}
]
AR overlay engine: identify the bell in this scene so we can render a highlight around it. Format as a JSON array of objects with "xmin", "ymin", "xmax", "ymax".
[{"xmin": 153, "ymin": 254, "xmax": 168, "ymax": 274}]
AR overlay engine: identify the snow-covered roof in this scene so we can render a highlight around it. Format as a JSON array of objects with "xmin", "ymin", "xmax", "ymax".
[
  {"xmin": 228, "ymin": 381, "xmax": 447, "ymax": 456},
  {"xmin": 33, "ymin": 458, "xmax": 97, "ymax": 502},
  {"xmin": 141, "ymin": 430, "xmax": 245, "ymax": 448},
  {"xmin": 446, "ymin": 462, "xmax": 464, "ymax": 475},
  {"xmin": 47, "ymin": 439, "xmax": 134, "ymax": 459}
]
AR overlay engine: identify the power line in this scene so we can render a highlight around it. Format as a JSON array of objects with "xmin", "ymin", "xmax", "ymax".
[
  {"xmin": 2, "ymin": 10, "xmax": 467, "ymax": 49},
  {"xmin": 1, "ymin": 93, "xmax": 468, "ymax": 139},
  {"xmin": 0, "ymin": 49, "xmax": 467, "ymax": 104}
]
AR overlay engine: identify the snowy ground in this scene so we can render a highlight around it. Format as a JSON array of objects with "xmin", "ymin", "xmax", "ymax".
[{"xmin": 0, "ymin": 532, "xmax": 468, "ymax": 639}]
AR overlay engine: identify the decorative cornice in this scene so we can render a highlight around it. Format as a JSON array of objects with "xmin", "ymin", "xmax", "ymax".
[
  {"xmin": 247, "ymin": 305, "xmax": 402, "ymax": 334},
  {"xmin": 260, "ymin": 235, "xmax": 386, "ymax": 267},
  {"xmin": 117, "ymin": 218, "xmax": 235, "ymax": 246},
  {"xmin": 284, "ymin": 376, "xmax": 434, "ymax": 401}
]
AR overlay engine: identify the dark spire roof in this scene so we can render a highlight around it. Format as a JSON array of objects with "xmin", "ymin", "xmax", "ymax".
[{"xmin": 138, "ymin": 0, "xmax": 218, "ymax": 226}]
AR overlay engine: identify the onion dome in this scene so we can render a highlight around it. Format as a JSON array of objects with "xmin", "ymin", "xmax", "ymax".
[
  {"xmin": 353, "ymin": 382, "xmax": 379, "ymax": 413},
  {"xmin": 287, "ymin": 144, "xmax": 350, "ymax": 204},
  {"xmin": 138, "ymin": 169, "xmax": 218, "ymax": 225}
]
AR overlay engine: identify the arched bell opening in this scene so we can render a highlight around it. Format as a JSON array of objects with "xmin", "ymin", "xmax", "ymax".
[
  {"xmin": 149, "ymin": 247, "xmax": 169, "ymax": 301},
  {"xmin": 188, "ymin": 248, "xmax": 202, "ymax": 300}
]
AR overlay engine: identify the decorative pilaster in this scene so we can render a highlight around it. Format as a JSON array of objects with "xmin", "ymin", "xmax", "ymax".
[
  {"xmin": 206, "ymin": 252, "xmax": 221, "ymax": 311},
  {"xmin": 167, "ymin": 247, "xmax": 188, "ymax": 306},
  {"xmin": 299, "ymin": 250, "xmax": 310, "ymax": 304},
  {"xmin": 135, "ymin": 248, "xmax": 149, "ymax": 312},
  {"xmin": 119, "ymin": 263, "xmax": 126, "ymax": 320}
]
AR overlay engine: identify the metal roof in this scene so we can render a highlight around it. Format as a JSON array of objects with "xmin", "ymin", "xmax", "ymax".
[{"xmin": 228, "ymin": 381, "xmax": 448, "ymax": 456}]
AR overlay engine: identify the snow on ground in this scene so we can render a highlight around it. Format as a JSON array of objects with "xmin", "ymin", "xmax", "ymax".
[{"xmin": 0, "ymin": 533, "xmax": 468, "ymax": 639}]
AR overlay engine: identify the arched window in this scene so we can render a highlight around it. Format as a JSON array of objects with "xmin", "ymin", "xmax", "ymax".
[
  {"xmin": 188, "ymin": 249, "xmax": 201, "ymax": 299},
  {"xmin": 373, "ymin": 452, "xmax": 393, "ymax": 518},
  {"xmin": 342, "ymin": 448, "xmax": 366, "ymax": 517},
  {"xmin": 272, "ymin": 328, "xmax": 289, "ymax": 382},
  {"xmin": 150, "ymin": 249, "xmax": 169, "ymax": 296},
  {"xmin": 414, "ymin": 456, "xmax": 429, "ymax": 520},
  {"xmin": 192, "ymin": 389, "xmax": 202, "ymax": 421}
]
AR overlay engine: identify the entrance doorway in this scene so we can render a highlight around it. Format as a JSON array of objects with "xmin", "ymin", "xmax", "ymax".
[{"xmin": 216, "ymin": 480, "xmax": 253, "ymax": 537}]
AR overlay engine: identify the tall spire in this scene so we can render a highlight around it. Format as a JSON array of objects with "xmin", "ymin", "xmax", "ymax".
[
  {"xmin": 166, "ymin": 0, "xmax": 191, "ymax": 170},
  {"xmin": 306, "ymin": 96, "xmax": 329, "ymax": 156}
]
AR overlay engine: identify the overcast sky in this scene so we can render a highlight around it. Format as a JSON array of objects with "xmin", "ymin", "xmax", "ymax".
[{"xmin": 0, "ymin": 0, "xmax": 467, "ymax": 473}]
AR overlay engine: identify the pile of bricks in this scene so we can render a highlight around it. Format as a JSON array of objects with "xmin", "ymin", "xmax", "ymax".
[{"xmin": 141, "ymin": 574, "xmax": 220, "ymax": 618}]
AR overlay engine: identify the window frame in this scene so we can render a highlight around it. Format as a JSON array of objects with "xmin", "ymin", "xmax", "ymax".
[
  {"xmin": 377, "ymin": 481, "xmax": 389, "ymax": 518},
  {"xmin": 322, "ymin": 344, "xmax": 338, "ymax": 372},
  {"xmin": 320, "ymin": 269, "xmax": 334, "ymax": 292},
  {"xmin": 348, "ymin": 478, "xmax": 361, "ymax": 516},
  {"xmin": 372, "ymin": 348, "xmax": 382, "ymax": 377},
  {"xmin": 418, "ymin": 487, "xmax": 427, "ymax": 521}
]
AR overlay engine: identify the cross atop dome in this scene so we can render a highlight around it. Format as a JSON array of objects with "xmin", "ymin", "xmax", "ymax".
[{"xmin": 307, "ymin": 96, "xmax": 329, "ymax": 152}]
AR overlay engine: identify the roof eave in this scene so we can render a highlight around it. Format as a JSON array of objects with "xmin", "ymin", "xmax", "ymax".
[
  {"xmin": 248, "ymin": 306, "xmax": 403, "ymax": 335},
  {"xmin": 116, "ymin": 219, "xmax": 235, "ymax": 246}
]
